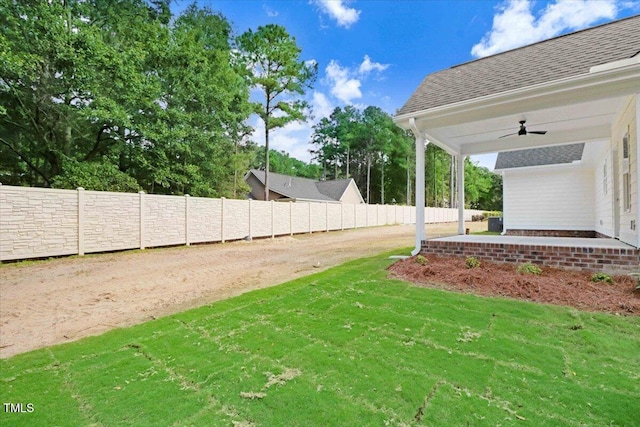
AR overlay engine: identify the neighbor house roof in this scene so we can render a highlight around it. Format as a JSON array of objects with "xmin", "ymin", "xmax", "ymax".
[
  {"xmin": 246, "ymin": 169, "xmax": 358, "ymax": 202},
  {"xmin": 494, "ymin": 143, "xmax": 585, "ymax": 170},
  {"xmin": 397, "ymin": 15, "xmax": 640, "ymax": 116}
]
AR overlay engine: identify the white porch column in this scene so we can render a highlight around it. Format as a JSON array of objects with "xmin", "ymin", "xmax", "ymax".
[
  {"xmin": 410, "ymin": 118, "xmax": 427, "ymax": 255},
  {"xmin": 636, "ymin": 93, "xmax": 640, "ymax": 248},
  {"xmin": 457, "ymin": 154, "xmax": 466, "ymax": 234}
]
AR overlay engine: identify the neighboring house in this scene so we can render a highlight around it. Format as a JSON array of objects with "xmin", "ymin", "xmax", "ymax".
[
  {"xmin": 394, "ymin": 15, "xmax": 640, "ymax": 253},
  {"xmin": 244, "ymin": 169, "xmax": 365, "ymax": 204}
]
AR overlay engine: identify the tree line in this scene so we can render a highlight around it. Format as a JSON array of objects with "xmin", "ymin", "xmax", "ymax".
[
  {"xmin": 309, "ymin": 105, "xmax": 501, "ymax": 209},
  {"xmin": 0, "ymin": 0, "xmax": 501, "ymax": 210}
]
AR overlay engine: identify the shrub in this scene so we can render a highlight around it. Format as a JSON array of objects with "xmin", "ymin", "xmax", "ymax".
[
  {"xmin": 517, "ymin": 262, "xmax": 542, "ymax": 275},
  {"xmin": 414, "ymin": 255, "xmax": 429, "ymax": 266},
  {"xmin": 465, "ymin": 257, "xmax": 481, "ymax": 269},
  {"xmin": 591, "ymin": 273, "xmax": 613, "ymax": 284}
]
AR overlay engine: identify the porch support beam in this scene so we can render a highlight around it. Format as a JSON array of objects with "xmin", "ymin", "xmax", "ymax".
[
  {"xmin": 410, "ymin": 118, "xmax": 427, "ymax": 256},
  {"xmin": 457, "ymin": 154, "xmax": 466, "ymax": 235}
]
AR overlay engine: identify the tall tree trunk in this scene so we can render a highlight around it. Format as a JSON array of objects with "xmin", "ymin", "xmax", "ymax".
[
  {"xmin": 264, "ymin": 119, "xmax": 270, "ymax": 201},
  {"xmin": 380, "ymin": 154, "xmax": 384, "ymax": 205},
  {"xmin": 346, "ymin": 148, "xmax": 350, "ymax": 178},
  {"xmin": 366, "ymin": 153, "xmax": 371, "ymax": 204}
]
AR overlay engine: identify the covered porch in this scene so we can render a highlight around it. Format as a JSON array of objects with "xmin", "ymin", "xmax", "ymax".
[
  {"xmin": 422, "ymin": 234, "xmax": 639, "ymax": 274},
  {"xmin": 393, "ymin": 17, "xmax": 640, "ymax": 265}
]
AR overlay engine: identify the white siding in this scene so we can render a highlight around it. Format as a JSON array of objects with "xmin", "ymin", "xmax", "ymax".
[
  {"xmin": 339, "ymin": 181, "xmax": 365, "ymax": 204},
  {"xmin": 503, "ymin": 165, "xmax": 595, "ymax": 231},
  {"xmin": 613, "ymin": 95, "xmax": 638, "ymax": 247},
  {"xmin": 593, "ymin": 147, "xmax": 614, "ymax": 237}
]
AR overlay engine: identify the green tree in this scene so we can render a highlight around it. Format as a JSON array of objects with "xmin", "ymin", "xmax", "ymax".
[
  {"xmin": 252, "ymin": 148, "xmax": 321, "ymax": 180},
  {"xmin": 237, "ymin": 24, "xmax": 317, "ymax": 200},
  {"xmin": 1, "ymin": 1, "xmax": 252, "ymax": 197},
  {"xmin": 310, "ymin": 105, "xmax": 412, "ymax": 205}
]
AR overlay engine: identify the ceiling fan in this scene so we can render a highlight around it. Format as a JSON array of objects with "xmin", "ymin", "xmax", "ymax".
[{"xmin": 499, "ymin": 120, "xmax": 548, "ymax": 138}]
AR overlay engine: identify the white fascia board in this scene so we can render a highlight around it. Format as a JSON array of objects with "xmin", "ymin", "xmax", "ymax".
[
  {"xmin": 494, "ymin": 160, "xmax": 584, "ymax": 174},
  {"xmin": 394, "ymin": 64, "xmax": 640, "ymax": 131}
]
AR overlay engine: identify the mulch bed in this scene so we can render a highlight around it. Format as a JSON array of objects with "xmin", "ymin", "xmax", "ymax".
[{"xmin": 387, "ymin": 255, "xmax": 640, "ymax": 316}]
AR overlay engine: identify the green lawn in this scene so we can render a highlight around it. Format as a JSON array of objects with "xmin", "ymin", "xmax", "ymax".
[{"xmin": 2, "ymin": 251, "xmax": 639, "ymax": 426}]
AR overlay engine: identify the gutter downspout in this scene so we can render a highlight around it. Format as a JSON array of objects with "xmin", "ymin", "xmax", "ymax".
[{"xmin": 410, "ymin": 118, "xmax": 427, "ymax": 256}]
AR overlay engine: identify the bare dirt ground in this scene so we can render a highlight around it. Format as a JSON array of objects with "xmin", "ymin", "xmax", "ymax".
[
  {"xmin": 389, "ymin": 255, "xmax": 640, "ymax": 316},
  {"xmin": 0, "ymin": 222, "xmax": 485, "ymax": 358}
]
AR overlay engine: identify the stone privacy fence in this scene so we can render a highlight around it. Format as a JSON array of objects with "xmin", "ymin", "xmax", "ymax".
[{"xmin": 0, "ymin": 184, "xmax": 482, "ymax": 261}]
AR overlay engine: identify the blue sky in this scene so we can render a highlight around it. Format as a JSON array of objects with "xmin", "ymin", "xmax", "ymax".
[{"xmin": 172, "ymin": 0, "xmax": 639, "ymax": 169}]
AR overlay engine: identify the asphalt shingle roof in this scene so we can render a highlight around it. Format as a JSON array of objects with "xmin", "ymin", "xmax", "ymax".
[
  {"xmin": 397, "ymin": 15, "xmax": 640, "ymax": 116},
  {"xmin": 494, "ymin": 143, "xmax": 585, "ymax": 170},
  {"xmin": 247, "ymin": 169, "xmax": 354, "ymax": 202}
]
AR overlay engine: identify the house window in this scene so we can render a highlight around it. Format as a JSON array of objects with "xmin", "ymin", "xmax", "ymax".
[{"xmin": 603, "ymin": 159, "xmax": 607, "ymax": 195}]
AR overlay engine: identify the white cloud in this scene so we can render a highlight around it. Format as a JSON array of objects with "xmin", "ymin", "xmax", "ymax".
[
  {"xmin": 312, "ymin": 91, "xmax": 335, "ymax": 119},
  {"xmin": 323, "ymin": 55, "xmax": 389, "ymax": 105},
  {"xmin": 358, "ymin": 55, "xmax": 389, "ymax": 75},
  {"xmin": 325, "ymin": 60, "xmax": 362, "ymax": 104},
  {"xmin": 471, "ymin": 0, "xmax": 618, "ymax": 58},
  {"xmin": 263, "ymin": 4, "xmax": 279, "ymax": 17},
  {"xmin": 313, "ymin": 0, "xmax": 361, "ymax": 28}
]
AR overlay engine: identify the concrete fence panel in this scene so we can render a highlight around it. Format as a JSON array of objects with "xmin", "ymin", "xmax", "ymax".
[
  {"xmin": 143, "ymin": 194, "xmax": 186, "ymax": 248},
  {"xmin": 290, "ymin": 202, "xmax": 310, "ymax": 234},
  {"xmin": 83, "ymin": 190, "xmax": 139, "ymax": 253},
  {"xmin": 310, "ymin": 202, "xmax": 326, "ymax": 233},
  {"xmin": 223, "ymin": 199, "xmax": 250, "ymax": 241},
  {"xmin": 273, "ymin": 202, "xmax": 291, "ymax": 237},
  {"xmin": 249, "ymin": 200, "xmax": 272, "ymax": 239},
  {"xmin": 1, "ymin": 186, "xmax": 78, "ymax": 260},
  {"xmin": 188, "ymin": 197, "xmax": 222, "ymax": 244}
]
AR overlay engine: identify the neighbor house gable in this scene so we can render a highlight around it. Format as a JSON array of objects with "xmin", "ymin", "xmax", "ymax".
[{"xmin": 245, "ymin": 170, "xmax": 364, "ymax": 203}]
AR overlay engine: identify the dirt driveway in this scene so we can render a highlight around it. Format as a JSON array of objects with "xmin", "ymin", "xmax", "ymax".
[{"xmin": 0, "ymin": 222, "xmax": 484, "ymax": 358}]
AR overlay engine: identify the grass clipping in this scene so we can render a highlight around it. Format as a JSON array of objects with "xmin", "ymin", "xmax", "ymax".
[{"xmin": 240, "ymin": 368, "xmax": 302, "ymax": 400}]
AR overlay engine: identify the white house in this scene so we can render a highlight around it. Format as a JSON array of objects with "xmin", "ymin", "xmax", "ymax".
[{"xmin": 394, "ymin": 15, "xmax": 640, "ymax": 254}]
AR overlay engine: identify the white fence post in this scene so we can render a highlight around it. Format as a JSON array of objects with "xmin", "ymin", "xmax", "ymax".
[
  {"xmin": 308, "ymin": 202, "xmax": 312, "ymax": 234},
  {"xmin": 325, "ymin": 202, "xmax": 329, "ymax": 232},
  {"xmin": 289, "ymin": 201, "xmax": 293, "ymax": 236},
  {"xmin": 220, "ymin": 197, "xmax": 225, "ymax": 243},
  {"xmin": 248, "ymin": 198, "xmax": 252, "ymax": 238},
  {"xmin": 271, "ymin": 200, "xmax": 275, "ymax": 239},
  {"xmin": 77, "ymin": 187, "xmax": 85, "ymax": 256},
  {"xmin": 185, "ymin": 194, "xmax": 190, "ymax": 246},
  {"xmin": 139, "ymin": 191, "xmax": 145, "ymax": 250}
]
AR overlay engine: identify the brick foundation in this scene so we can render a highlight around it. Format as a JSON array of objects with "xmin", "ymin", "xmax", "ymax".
[
  {"xmin": 505, "ymin": 229, "xmax": 597, "ymax": 238},
  {"xmin": 421, "ymin": 240, "xmax": 639, "ymax": 274}
]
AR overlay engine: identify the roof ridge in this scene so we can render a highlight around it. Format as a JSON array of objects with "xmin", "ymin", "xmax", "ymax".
[{"xmin": 451, "ymin": 14, "xmax": 640, "ymax": 70}]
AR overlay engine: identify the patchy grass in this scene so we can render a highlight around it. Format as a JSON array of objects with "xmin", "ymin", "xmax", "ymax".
[{"xmin": 1, "ymin": 251, "xmax": 639, "ymax": 426}]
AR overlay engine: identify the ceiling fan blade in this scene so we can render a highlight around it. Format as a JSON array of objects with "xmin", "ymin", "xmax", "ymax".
[
  {"xmin": 529, "ymin": 131, "xmax": 547, "ymax": 135},
  {"xmin": 499, "ymin": 133, "xmax": 518, "ymax": 138}
]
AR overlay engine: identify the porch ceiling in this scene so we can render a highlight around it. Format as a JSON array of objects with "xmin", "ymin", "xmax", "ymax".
[{"xmin": 394, "ymin": 60, "xmax": 640, "ymax": 157}]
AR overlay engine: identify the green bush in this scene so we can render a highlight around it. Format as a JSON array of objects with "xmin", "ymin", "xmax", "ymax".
[
  {"xmin": 414, "ymin": 255, "xmax": 429, "ymax": 266},
  {"xmin": 591, "ymin": 272, "xmax": 613, "ymax": 284},
  {"xmin": 517, "ymin": 262, "xmax": 542, "ymax": 275},
  {"xmin": 465, "ymin": 256, "xmax": 481, "ymax": 269}
]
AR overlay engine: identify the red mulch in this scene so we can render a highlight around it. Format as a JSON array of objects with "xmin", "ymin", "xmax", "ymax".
[{"xmin": 387, "ymin": 255, "xmax": 640, "ymax": 316}]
